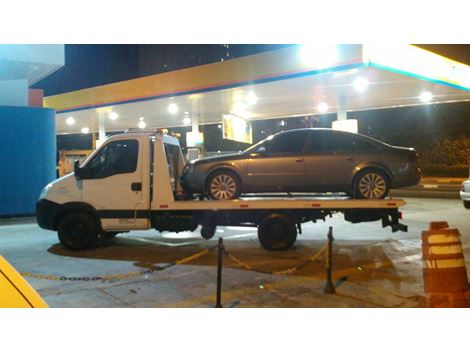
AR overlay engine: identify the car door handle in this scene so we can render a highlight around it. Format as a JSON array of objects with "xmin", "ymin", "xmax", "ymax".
[
  {"xmin": 295, "ymin": 158, "xmax": 304, "ymax": 162},
  {"xmin": 131, "ymin": 182, "xmax": 142, "ymax": 192},
  {"xmin": 345, "ymin": 157, "xmax": 355, "ymax": 161}
]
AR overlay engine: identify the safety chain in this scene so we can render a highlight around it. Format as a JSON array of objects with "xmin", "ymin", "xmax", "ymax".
[
  {"xmin": 222, "ymin": 241, "xmax": 329, "ymax": 275},
  {"xmin": 21, "ymin": 239, "xmax": 332, "ymax": 282},
  {"xmin": 20, "ymin": 245, "xmax": 217, "ymax": 282}
]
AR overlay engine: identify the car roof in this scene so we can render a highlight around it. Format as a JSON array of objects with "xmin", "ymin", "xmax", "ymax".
[{"xmin": 272, "ymin": 128, "xmax": 388, "ymax": 146}]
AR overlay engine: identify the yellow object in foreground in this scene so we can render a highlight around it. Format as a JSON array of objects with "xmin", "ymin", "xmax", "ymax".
[{"xmin": 0, "ymin": 256, "xmax": 48, "ymax": 308}]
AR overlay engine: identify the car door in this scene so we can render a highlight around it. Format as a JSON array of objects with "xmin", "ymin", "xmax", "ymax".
[
  {"xmin": 81, "ymin": 138, "xmax": 146, "ymax": 230},
  {"xmin": 244, "ymin": 130, "xmax": 308, "ymax": 191},
  {"xmin": 305, "ymin": 130, "xmax": 358, "ymax": 191}
]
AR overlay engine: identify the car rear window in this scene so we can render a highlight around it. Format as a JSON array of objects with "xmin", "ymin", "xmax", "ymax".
[{"xmin": 308, "ymin": 131, "xmax": 380, "ymax": 152}]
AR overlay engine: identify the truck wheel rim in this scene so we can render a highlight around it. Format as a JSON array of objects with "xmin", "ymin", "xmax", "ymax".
[
  {"xmin": 358, "ymin": 173, "xmax": 386, "ymax": 199},
  {"xmin": 210, "ymin": 174, "xmax": 237, "ymax": 199}
]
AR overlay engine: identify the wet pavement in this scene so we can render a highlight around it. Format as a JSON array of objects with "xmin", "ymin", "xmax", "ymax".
[{"xmin": 1, "ymin": 197, "xmax": 469, "ymax": 308}]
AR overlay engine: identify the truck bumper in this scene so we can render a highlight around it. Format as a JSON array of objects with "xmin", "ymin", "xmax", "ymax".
[{"xmin": 36, "ymin": 199, "xmax": 60, "ymax": 230}]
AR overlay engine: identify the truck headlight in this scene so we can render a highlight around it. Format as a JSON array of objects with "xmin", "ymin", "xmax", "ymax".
[{"xmin": 39, "ymin": 183, "xmax": 53, "ymax": 200}]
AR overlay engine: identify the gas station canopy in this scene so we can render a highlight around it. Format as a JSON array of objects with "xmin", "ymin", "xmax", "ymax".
[{"xmin": 46, "ymin": 45, "xmax": 470, "ymax": 134}]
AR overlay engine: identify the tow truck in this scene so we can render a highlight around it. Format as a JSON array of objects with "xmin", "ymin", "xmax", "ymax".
[{"xmin": 36, "ymin": 130, "xmax": 407, "ymax": 251}]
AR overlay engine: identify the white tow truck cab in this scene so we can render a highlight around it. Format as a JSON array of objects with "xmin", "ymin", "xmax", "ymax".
[{"xmin": 37, "ymin": 130, "xmax": 407, "ymax": 251}]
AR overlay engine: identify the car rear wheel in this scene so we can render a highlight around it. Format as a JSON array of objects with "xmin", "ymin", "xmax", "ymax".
[
  {"xmin": 58, "ymin": 212, "xmax": 99, "ymax": 250},
  {"xmin": 354, "ymin": 170, "xmax": 389, "ymax": 199},
  {"xmin": 207, "ymin": 170, "xmax": 241, "ymax": 200}
]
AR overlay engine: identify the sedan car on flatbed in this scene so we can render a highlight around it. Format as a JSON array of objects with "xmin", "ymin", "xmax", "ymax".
[{"xmin": 181, "ymin": 128, "xmax": 421, "ymax": 200}]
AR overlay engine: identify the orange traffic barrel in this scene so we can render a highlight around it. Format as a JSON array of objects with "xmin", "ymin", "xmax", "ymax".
[
  {"xmin": 422, "ymin": 222, "xmax": 468, "ymax": 292},
  {"xmin": 421, "ymin": 222, "xmax": 470, "ymax": 307}
]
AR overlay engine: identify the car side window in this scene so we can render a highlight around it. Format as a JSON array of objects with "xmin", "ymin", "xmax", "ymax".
[
  {"xmin": 309, "ymin": 131, "xmax": 356, "ymax": 152},
  {"xmin": 352, "ymin": 136, "xmax": 380, "ymax": 150},
  {"xmin": 265, "ymin": 131, "xmax": 308, "ymax": 154},
  {"xmin": 86, "ymin": 139, "xmax": 139, "ymax": 178},
  {"xmin": 309, "ymin": 131, "xmax": 381, "ymax": 152}
]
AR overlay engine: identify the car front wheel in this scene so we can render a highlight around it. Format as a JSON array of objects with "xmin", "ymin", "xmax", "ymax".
[
  {"xmin": 464, "ymin": 201, "xmax": 470, "ymax": 209},
  {"xmin": 207, "ymin": 170, "xmax": 241, "ymax": 200},
  {"xmin": 354, "ymin": 170, "xmax": 389, "ymax": 199}
]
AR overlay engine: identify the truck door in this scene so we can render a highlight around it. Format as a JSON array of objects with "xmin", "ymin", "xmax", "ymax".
[{"xmin": 81, "ymin": 138, "xmax": 148, "ymax": 230}]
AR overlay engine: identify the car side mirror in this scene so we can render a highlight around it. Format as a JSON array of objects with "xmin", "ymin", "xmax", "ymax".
[{"xmin": 250, "ymin": 146, "xmax": 267, "ymax": 157}]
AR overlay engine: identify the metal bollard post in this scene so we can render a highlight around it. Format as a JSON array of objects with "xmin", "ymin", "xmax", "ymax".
[
  {"xmin": 324, "ymin": 226, "xmax": 336, "ymax": 294},
  {"xmin": 215, "ymin": 237, "xmax": 223, "ymax": 308}
]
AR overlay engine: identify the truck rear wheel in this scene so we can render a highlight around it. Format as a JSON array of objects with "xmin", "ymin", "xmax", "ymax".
[
  {"xmin": 258, "ymin": 213, "xmax": 297, "ymax": 251},
  {"xmin": 58, "ymin": 212, "xmax": 99, "ymax": 250}
]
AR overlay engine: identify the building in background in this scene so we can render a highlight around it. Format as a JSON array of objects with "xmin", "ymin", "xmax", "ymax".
[{"xmin": 0, "ymin": 45, "xmax": 64, "ymax": 216}]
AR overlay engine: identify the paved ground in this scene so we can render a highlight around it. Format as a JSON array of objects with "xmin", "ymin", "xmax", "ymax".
[
  {"xmin": 390, "ymin": 177, "xmax": 465, "ymax": 199},
  {"xmin": 1, "ymin": 197, "xmax": 469, "ymax": 308}
]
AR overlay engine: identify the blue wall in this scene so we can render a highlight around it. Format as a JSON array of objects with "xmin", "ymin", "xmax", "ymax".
[{"xmin": 0, "ymin": 106, "xmax": 56, "ymax": 217}]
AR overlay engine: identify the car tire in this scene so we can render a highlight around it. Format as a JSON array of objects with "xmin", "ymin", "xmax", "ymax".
[
  {"xmin": 464, "ymin": 201, "xmax": 470, "ymax": 209},
  {"xmin": 353, "ymin": 169, "xmax": 390, "ymax": 199},
  {"xmin": 207, "ymin": 170, "xmax": 241, "ymax": 200},
  {"xmin": 58, "ymin": 212, "xmax": 99, "ymax": 250},
  {"xmin": 258, "ymin": 213, "xmax": 297, "ymax": 251}
]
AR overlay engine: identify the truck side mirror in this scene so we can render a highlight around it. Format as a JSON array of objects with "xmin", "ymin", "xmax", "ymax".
[{"xmin": 74, "ymin": 160, "xmax": 82, "ymax": 179}]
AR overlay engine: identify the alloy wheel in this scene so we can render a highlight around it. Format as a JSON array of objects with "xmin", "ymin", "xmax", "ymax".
[
  {"xmin": 210, "ymin": 174, "xmax": 238, "ymax": 200},
  {"xmin": 358, "ymin": 173, "xmax": 387, "ymax": 199}
]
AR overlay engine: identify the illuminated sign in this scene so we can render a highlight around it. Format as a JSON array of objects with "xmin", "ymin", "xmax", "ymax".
[
  {"xmin": 186, "ymin": 131, "xmax": 204, "ymax": 147},
  {"xmin": 222, "ymin": 114, "xmax": 253, "ymax": 144},
  {"xmin": 363, "ymin": 45, "xmax": 470, "ymax": 90},
  {"xmin": 332, "ymin": 119, "xmax": 358, "ymax": 133}
]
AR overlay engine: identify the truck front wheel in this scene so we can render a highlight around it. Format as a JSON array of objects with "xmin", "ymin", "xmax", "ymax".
[
  {"xmin": 58, "ymin": 212, "xmax": 99, "ymax": 250},
  {"xmin": 258, "ymin": 213, "xmax": 297, "ymax": 251}
]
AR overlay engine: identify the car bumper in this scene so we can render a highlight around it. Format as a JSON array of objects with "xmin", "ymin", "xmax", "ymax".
[
  {"xmin": 392, "ymin": 167, "xmax": 422, "ymax": 188},
  {"xmin": 181, "ymin": 172, "xmax": 204, "ymax": 193},
  {"xmin": 460, "ymin": 191, "xmax": 470, "ymax": 201},
  {"xmin": 36, "ymin": 199, "xmax": 60, "ymax": 230}
]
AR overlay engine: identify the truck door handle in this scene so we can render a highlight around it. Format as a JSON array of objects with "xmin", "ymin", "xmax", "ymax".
[
  {"xmin": 131, "ymin": 182, "xmax": 142, "ymax": 192},
  {"xmin": 295, "ymin": 158, "xmax": 304, "ymax": 163}
]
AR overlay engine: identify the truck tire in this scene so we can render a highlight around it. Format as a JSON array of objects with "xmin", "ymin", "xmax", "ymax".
[
  {"xmin": 207, "ymin": 170, "xmax": 241, "ymax": 200},
  {"xmin": 201, "ymin": 224, "xmax": 216, "ymax": 239},
  {"xmin": 258, "ymin": 213, "xmax": 297, "ymax": 251},
  {"xmin": 58, "ymin": 212, "xmax": 99, "ymax": 250},
  {"xmin": 353, "ymin": 169, "xmax": 389, "ymax": 199}
]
